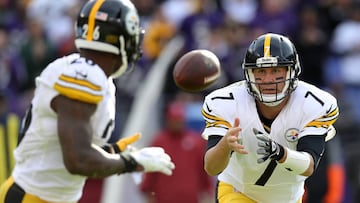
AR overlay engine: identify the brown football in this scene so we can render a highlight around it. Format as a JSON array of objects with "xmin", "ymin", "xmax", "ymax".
[{"xmin": 173, "ymin": 49, "xmax": 221, "ymax": 92}]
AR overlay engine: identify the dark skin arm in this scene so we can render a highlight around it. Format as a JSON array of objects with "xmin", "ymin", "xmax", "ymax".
[{"xmin": 52, "ymin": 95, "xmax": 129, "ymax": 178}]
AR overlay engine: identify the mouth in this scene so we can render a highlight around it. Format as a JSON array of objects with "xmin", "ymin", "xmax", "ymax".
[
  {"xmin": 258, "ymin": 85, "xmax": 277, "ymax": 94},
  {"xmin": 261, "ymin": 89, "xmax": 277, "ymax": 94}
]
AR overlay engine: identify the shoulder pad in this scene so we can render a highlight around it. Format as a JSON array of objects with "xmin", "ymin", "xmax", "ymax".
[{"xmin": 53, "ymin": 56, "xmax": 108, "ymax": 104}]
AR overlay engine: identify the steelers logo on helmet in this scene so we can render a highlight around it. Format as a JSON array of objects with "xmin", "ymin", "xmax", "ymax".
[
  {"xmin": 242, "ymin": 33, "xmax": 301, "ymax": 106},
  {"xmin": 125, "ymin": 10, "xmax": 140, "ymax": 36},
  {"xmin": 285, "ymin": 128, "xmax": 300, "ymax": 142},
  {"xmin": 74, "ymin": 0, "xmax": 143, "ymax": 78}
]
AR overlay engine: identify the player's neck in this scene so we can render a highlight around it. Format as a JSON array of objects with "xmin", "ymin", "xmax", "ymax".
[
  {"xmin": 256, "ymin": 97, "xmax": 289, "ymax": 120},
  {"xmin": 80, "ymin": 49, "xmax": 116, "ymax": 77}
]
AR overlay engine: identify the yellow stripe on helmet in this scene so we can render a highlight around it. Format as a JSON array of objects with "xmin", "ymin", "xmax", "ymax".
[
  {"xmin": 263, "ymin": 34, "xmax": 271, "ymax": 57},
  {"xmin": 87, "ymin": 0, "xmax": 106, "ymax": 41}
]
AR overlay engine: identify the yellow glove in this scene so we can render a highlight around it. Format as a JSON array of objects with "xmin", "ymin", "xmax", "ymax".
[{"xmin": 112, "ymin": 133, "xmax": 141, "ymax": 153}]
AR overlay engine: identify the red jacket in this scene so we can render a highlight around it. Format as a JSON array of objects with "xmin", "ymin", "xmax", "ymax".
[{"xmin": 140, "ymin": 129, "xmax": 214, "ymax": 203}]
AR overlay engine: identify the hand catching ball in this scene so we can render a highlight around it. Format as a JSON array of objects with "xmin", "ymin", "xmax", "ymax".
[{"xmin": 173, "ymin": 49, "xmax": 221, "ymax": 92}]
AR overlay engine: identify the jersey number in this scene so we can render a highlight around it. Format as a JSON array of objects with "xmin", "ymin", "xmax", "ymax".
[
  {"xmin": 305, "ymin": 91, "xmax": 324, "ymax": 106},
  {"xmin": 82, "ymin": 24, "xmax": 100, "ymax": 40},
  {"xmin": 211, "ymin": 93, "xmax": 234, "ymax": 101}
]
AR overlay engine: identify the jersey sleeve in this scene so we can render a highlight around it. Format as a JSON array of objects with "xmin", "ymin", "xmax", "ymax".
[
  {"xmin": 300, "ymin": 87, "xmax": 339, "ymax": 140},
  {"xmin": 52, "ymin": 56, "xmax": 108, "ymax": 104},
  {"xmin": 201, "ymin": 87, "xmax": 236, "ymax": 140}
]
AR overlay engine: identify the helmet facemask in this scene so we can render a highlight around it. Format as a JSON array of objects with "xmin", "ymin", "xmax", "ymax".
[
  {"xmin": 244, "ymin": 63, "xmax": 298, "ymax": 106},
  {"xmin": 111, "ymin": 20, "xmax": 145, "ymax": 78}
]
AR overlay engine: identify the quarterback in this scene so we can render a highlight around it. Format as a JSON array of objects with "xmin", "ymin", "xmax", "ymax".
[
  {"xmin": 0, "ymin": 0, "xmax": 174, "ymax": 203},
  {"xmin": 202, "ymin": 33, "xmax": 339, "ymax": 203}
]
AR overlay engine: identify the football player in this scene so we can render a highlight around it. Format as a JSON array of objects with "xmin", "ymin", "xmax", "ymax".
[
  {"xmin": 0, "ymin": 0, "xmax": 175, "ymax": 203},
  {"xmin": 201, "ymin": 33, "xmax": 339, "ymax": 203}
]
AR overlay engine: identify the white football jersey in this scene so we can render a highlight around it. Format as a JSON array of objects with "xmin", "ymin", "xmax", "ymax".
[
  {"xmin": 12, "ymin": 54, "xmax": 116, "ymax": 202},
  {"xmin": 202, "ymin": 80, "xmax": 339, "ymax": 203}
]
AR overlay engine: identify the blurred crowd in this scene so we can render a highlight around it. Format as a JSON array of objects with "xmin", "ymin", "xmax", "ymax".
[{"xmin": 1, "ymin": 0, "xmax": 360, "ymax": 202}]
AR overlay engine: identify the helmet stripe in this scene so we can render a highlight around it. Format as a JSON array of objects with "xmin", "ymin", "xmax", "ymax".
[
  {"xmin": 263, "ymin": 34, "xmax": 271, "ymax": 57},
  {"xmin": 87, "ymin": 0, "xmax": 106, "ymax": 41}
]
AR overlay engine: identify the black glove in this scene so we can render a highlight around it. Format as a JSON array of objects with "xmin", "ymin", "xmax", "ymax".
[{"xmin": 253, "ymin": 128, "xmax": 285, "ymax": 164}]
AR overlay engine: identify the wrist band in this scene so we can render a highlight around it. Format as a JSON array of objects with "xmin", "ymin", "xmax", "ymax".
[
  {"xmin": 120, "ymin": 154, "xmax": 138, "ymax": 173},
  {"xmin": 102, "ymin": 144, "xmax": 114, "ymax": 153},
  {"xmin": 274, "ymin": 143, "xmax": 285, "ymax": 161},
  {"xmin": 278, "ymin": 148, "xmax": 311, "ymax": 174}
]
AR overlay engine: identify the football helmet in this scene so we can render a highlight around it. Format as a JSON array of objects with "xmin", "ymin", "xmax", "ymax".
[
  {"xmin": 75, "ymin": 0, "xmax": 144, "ymax": 78},
  {"xmin": 242, "ymin": 33, "xmax": 301, "ymax": 106}
]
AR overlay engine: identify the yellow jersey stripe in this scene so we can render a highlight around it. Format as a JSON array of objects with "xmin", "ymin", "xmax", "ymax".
[
  {"xmin": 54, "ymin": 83, "xmax": 103, "ymax": 104},
  {"xmin": 306, "ymin": 117, "xmax": 338, "ymax": 128},
  {"xmin": 328, "ymin": 107, "xmax": 339, "ymax": 117},
  {"xmin": 202, "ymin": 109, "xmax": 232, "ymax": 128},
  {"xmin": 264, "ymin": 34, "xmax": 271, "ymax": 57},
  {"xmin": 87, "ymin": 0, "xmax": 105, "ymax": 40},
  {"xmin": 202, "ymin": 109, "xmax": 228, "ymax": 123},
  {"xmin": 59, "ymin": 74, "xmax": 101, "ymax": 91},
  {"xmin": 315, "ymin": 107, "xmax": 339, "ymax": 122},
  {"xmin": 0, "ymin": 176, "xmax": 14, "ymax": 202},
  {"xmin": 205, "ymin": 120, "xmax": 231, "ymax": 129}
]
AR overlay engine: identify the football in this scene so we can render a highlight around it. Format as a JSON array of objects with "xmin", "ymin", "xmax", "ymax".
[{"xmin": 173, "ymin": 49, "xmax": 221, "ymax": 92}]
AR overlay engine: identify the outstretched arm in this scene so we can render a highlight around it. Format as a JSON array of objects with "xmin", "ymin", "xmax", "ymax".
[
  {"xmin": 53, "ymin": 95, "xmax": 174, "ymax": 178},
  {"xmin": 204, "ymin": 118, "xmax": 248, "ymax": 176},
  {"xmin": 53, "ymin": 95, "xmax": 129, "ymax": 177}
]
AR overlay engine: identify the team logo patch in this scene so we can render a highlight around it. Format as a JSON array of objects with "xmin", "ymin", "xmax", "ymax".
[
  {"xmin": 125, "ymin": 10, "xmax": 139, "ymax": 35},
  {"xmin": 285, "ymin": 128, "xmax": 300, "ymax": 142}
]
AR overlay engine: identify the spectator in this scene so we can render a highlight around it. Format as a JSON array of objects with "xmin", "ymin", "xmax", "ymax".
[
  {"xmin": 250, "ymin": 0, "xmax": 299, "ymax": 39},
  {"xmin": 294, "ymin": 4, "xmax": 329, "ymax": 87},
  {"xmin": 0, "ymin": 0, "xmax": 24, "ymax": 33},
  {"xmin": 303, "ymin": 136, "xmax": 346, "ymax": 203},
  {"xmin": 26, "ymin": 0, "xmax": 81, "ymax": 47},
  {"xmin": 221, "ymin": 0, "xmax": 258, "ymax": 25},
  {"xmin": 142, "ymin": 5, "xmax": 176, "ymax": 60},
  {"xmin": 0, "ymin": 91, "xmax": 20, "ymax": 184},
  {"xmin": 327, "ymin": 8, "xmax": 360, "ymax": 202},
  {"xmin": 140, "ymin": 100, "xmax": 214, "ymax": 203},
  {"xmin": 328, "ymin": 1, "xmax": 360, "ymax": 125},
  {"xmin": 0, "ymin": 26, "xmax": 26, "ymax": 115},
  {"xmin": 19, "ymin": 16, "xmax": 57, "ymax": 91}
]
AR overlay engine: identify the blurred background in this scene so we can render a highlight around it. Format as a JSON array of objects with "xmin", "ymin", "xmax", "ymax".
[{"xmin": 0, "ymin": 0, "xmax": 360, "ymax": 202}]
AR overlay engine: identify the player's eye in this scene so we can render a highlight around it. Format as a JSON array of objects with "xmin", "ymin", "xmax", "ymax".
[
  {"xmin": 253, "ymin": 69, "xmax": 265, "ymax": 75},
  {"xmin": 273, "ymin": 67, "xmax": 287, "ymax": 73}
]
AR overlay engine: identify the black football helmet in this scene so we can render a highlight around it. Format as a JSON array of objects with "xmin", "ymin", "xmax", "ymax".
[
  {"xmin": 75, "ymin": 0, "xmax": 144, "ymax": 78},
  {"xmin": 242, "ymin": 33, "xmax": 301, "ymax": 106}
]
